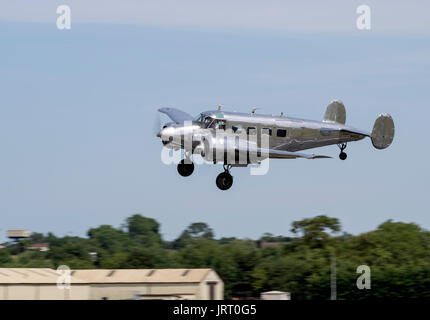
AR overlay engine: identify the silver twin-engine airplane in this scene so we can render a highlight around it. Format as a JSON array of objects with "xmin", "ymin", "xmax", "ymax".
[{"xmin": 156, "ymin": 100, "xmax": 395, "ymax": 191}]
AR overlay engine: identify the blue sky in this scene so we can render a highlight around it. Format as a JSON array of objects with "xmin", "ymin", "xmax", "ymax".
[{"xmin": 0, "ymin": 1, "xmax": 429, "ymax": 242}]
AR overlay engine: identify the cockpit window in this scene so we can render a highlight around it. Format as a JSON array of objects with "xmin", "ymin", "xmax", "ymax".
[
  {"xmin": 194, "ymin": 114, "xmax": 226, "ymax": 130},
  {"xmin": 203, "ymin": 117, "xmax": 214, "ymax": 128},
  {"xmin": 193, "ymin": 114, "xmax": 205, "ymax": 122}
]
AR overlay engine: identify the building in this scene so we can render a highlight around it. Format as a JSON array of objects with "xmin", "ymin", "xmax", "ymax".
[
  {"xmin": 7, "ymin": 230, "xmax": 30, "ymax": 241},
  {"xmin": 0, "ymin": 268, "xmax": 90, "ymax": 300},
  {"xmin": 260, "ymin": 290, "xmax": 291, "ymax": 300},
  {"xmin": 71, "ymin": 268, "xmax": 223, "ymax": 300},
  {"xmin": 27, "ymin": 243, "xmax": 50, "ymax": 252},
  {"xmin": 0, "ymin": 268, "xmax": 223, "ymax": 300}
]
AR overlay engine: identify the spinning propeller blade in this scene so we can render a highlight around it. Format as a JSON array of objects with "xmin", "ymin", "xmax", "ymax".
[{"xmin": 153, "ymin": 111, "xmax": 161, "ymax": 137}]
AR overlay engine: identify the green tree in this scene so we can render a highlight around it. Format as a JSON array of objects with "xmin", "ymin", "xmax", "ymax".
[
  {"xmin": 30, "ymin": 232, "xmax": 45, "ymax": 243},
  {"xmin": 291, "ymin": 215, "xmax": 341, "ymax": 248},
  {"xmin": 0, "ymin": 250, "xmax": 12, "ymax": 265},
  {"xmin": 172, "ymin": 222, "xmax": 215, "ymax": 249},
  {"xmin": 119, "ymin": 247, "xmax": 169, "ymax": 269},
  {"xmin": 125, "ymin": 214, "xmax": 161, "ymax": 246},
  {"xmin": 47, "ymin": 237, "xmax": 93, "ymax": 268},
  {"xmin": 184, "ymin": 222, "xmax": 214, "ymax": 239},
  {"xmin": 87, "ymin": 225, "xmax": 130, "ymax": 253}
]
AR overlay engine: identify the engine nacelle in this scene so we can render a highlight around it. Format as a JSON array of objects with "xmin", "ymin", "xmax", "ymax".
[
  {"xmin": 199, "ymin": 135, "xmax": 263, "ymax": 165},
  {"xmin": 193, "ymin": 142, "xmax": 206, "ymax": 157}
]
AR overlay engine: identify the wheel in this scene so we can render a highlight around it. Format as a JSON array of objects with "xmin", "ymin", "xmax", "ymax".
[
  {"xmin": 177, "ymin": 159, "xmax": 194, "ymax": 177},
  {"xmin": 339, "ymin": 152, "xmax": 347, "ymax": 160},
  {"xmin": 216, "ymin": 172, "xmax": 233, "ymax": 190}
]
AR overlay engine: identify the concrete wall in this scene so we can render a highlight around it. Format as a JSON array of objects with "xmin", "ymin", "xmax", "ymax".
[
  {"xmin": 89, "ymin": 283, "xmax": 199, "ymax": 300},
  {"xmin": 0, "ymin": 284, "xmax": 90, "ymax": 300}
]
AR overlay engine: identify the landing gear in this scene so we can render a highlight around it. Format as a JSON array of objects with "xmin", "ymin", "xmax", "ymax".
[
  {"xmin": 216, "ymin": 165, "xmax": 233, "ymax": 191},
  {"xmin": 338, "ymin": 143, "xmax": 347, "ymax": 160},
  {"xmin": 177, "ymin": 158, "xmax": 194, "ymax": 177}
]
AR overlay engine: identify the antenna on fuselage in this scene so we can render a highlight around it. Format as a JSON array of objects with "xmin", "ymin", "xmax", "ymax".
[
  {"xmin": 217, "ymin": 104, "xmax": 223, "ymax": 111},
  {"xmin": 251, "ymin": 107, "xmax": 261, "ymax": 115}
]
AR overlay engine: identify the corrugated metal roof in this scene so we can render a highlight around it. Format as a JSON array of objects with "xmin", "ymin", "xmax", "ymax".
[
  {"xmin": 0, "ymin": 268, "xmax": 87, "ymax": 284},
  {"xmin": 0, "ymin": 268, "xmax": 214, "ymax": 284},
  {"xmin": 71, "ymin": 268, "xmax": 212, "ymax": 283}
]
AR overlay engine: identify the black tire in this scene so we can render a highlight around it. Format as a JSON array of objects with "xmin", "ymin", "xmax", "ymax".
[
  {"xmin": 339, "ymin": 152, "xmax": 347, "ymax": 160},
  {"xmin": 177, "ymin": 159, "xmax": 194, "ymax": 177},
  {"xmin": 216, "ymin": 172, "xmax": 233, "ymax": 190}
]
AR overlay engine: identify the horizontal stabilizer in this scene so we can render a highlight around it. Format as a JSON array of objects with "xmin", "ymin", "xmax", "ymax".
[
  {"xmin": 371, "ymin": 113, "xmax": 395, "ymax": 149},
  {"xmin": 323, "ymin": 100, "xmax": 346, "ymax": 124}
]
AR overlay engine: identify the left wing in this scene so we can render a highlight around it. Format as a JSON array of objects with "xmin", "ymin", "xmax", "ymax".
[{"xmin": 158, "ymin": 107, "xmax": 194, "ymax": 124}]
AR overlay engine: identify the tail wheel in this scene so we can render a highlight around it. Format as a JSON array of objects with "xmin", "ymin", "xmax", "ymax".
[
  {"xmin": 216, "ymin": 172, "xmax": 233, "ymax": 191},
  {"xmin": 337, "ymin": 143, "xmax": 347, "ymax": 161},
  {"xmin": 177, "ymin": 159, "xmax": 194, "ymax": 177}
]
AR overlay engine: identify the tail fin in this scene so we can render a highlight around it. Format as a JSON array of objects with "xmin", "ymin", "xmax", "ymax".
[
  {"xmin": 371, "ymin": 113, "xmax": 395, "ymax": 149},
  {"xmin": 323, "ymin": 100, "xmax": 346, "ymax": 124}
]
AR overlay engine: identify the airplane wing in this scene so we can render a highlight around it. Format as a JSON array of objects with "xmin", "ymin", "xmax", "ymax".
[
  {"xmin": 264, "ymin": 148, "xmax": 331, "ymax": 159},
  {"xmin": 235, "ymin": 141, "xmax": 331, "ymax": 159},
  {"xmin": 158, "ymin": 107, "xmax": 194, "ymax": 124}
]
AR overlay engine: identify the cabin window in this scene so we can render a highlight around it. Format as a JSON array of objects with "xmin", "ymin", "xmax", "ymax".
[
  {"xmin": 232, "ymin": 125, "xmax": 243, "ymax": 134},
  {"xmin": 262, "ymin": 128, "xmax": 272, "ymax": 136},
  {"xmin": 277, "ymin": 129, "xmax": 287, "ymax": 137},
  {"xmin": 247, "ymin": 127, "xmax": 257, "ymax": 135},
  {"xmin": 215, "ymin": 120, "xmax": 226, "ymax": 130}
]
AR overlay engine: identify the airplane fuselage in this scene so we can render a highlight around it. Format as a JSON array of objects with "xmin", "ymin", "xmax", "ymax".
[
  {"xmin": 196, "ymin": 110, "xmax": 369, "ymax": 152},
  {"xmin": 157, "ymin": 103, "xmax": 394, "ymax": 190}
]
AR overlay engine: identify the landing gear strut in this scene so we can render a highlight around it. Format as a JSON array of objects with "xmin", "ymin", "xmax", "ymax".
[
  {"xmin": 177, "ymin": 158, "xmax": 194, "ymax": 177},
  {"xmin": 338, "ymin": 143, "xmax": 347, "ymax": 160},
  {"xmin": 216, "ymin": 165, "xmax": 233, "ymax": 191}
]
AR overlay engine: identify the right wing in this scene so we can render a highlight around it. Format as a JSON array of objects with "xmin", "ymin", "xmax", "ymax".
[
  {"xmin": 236, "ymin": 141, "xmax": 331, "ymax": 160},
  {"xmin": 264, "ymin": 148, "xmax": 331, "ymax": 159},
  {"xmin": 158, "ymin": 107, "xmax": 194, "ymax": 124}
]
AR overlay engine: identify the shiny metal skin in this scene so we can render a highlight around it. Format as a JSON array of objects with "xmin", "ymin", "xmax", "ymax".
[{"xmin": 156, "ymin": 100, "xmax": 395, "ymax": 190}]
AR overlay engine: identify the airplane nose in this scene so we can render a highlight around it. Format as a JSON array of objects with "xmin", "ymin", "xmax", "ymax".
[
  {"xmin": 158, "ymin": 126, "xmax": 175, "ymax": 145},
  {"xmin": 157, "ymin": 126, "xmax": 168, "ymax": 138}
]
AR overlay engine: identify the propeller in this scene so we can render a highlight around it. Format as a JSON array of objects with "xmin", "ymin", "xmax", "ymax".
[{"xmin": 153, "ymin": 110, "xmax": 162, "ymax": 137}]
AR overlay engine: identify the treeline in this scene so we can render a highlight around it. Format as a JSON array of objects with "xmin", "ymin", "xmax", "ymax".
[{"xmin": 1, "ymin": 214, "xmax": 430, "ymax": 299}]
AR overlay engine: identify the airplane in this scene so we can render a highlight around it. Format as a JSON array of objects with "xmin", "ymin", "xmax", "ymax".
[{"xmin": 156, "ymin": 100, "xmax": 395, "ymax": 191}]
